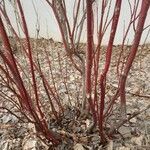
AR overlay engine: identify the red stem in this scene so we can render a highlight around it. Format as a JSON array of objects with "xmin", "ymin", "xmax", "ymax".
[
  {"xmin": 119, "ymin": 0, "xmax": 150, "ymax": 115},
  {"xmin": 86, "ymin": 0, "xmax": 97, "ymax": 123},
  {"xmin": 98, "ymin": 0, "xmax": 122, "ymax": 142},
  {"xmin": 16, "ymin": 0, "xmax": 44, "ymax": 120}
]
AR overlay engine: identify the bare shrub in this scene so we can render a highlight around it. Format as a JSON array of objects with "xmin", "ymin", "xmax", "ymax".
[{"xmin": 0, "ymin": 0, "xmax": 150, "ymax": 147}]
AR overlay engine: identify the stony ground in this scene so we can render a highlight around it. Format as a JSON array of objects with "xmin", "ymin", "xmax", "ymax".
[{"xmin": 0, "ymin": 39, "xmax": 150, "ymax": 150}]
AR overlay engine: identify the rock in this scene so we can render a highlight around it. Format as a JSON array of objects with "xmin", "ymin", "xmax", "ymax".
[
  {"xmin": 28, "ymin": 123, "xmax": 36, "ymax": 133},
  {"xmin": 74, "ymin": 143, "xmax": 85, "ymax": 150},
  {"xmin": 0, "ymin": 140, "xmax": 9, "ymax": 150},
  {"xmin": 1, "ymin": 114, "xmax": 18, "ymax": 123},
  {"xmin": 130, "ymin": 117, "xmax": 137, "ymax": 124},
  {"xmin": 107, "ymin": 140, "xmax": 113, "ymax": 150},
  {"xmin": 85, "ymin": 119, "xmax": 90, "ymax": 128},
  {"xmin": 74, "ymin": 126, "xmax": 82, "ymax": 133},
  {"xmin": 79, "ymin": 136, "xmax": 88, "ymax": 144},
  {"xmin": 118, "ymin": 126, "xmax": 131, "ymax": 138},
  {"xmin": 131, "ymin": 135, "xmax": 144, "ymax": 146},
  {"xmin": 91, "ymin": 135, "xmax": 100, "ymax": 146},
  {"xmin": 116, "ymin": 146, "xmax": 130, "ymax": 150},
  {"xmin": 70, "ymin": 75, "xmax": 75, "ymax": 81},
  {"xmin": 22, "ymin": 137, "xmax": 37, "ymax": 150}
]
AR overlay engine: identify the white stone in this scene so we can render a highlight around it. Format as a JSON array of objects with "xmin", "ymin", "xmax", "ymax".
[
  {"xmin": 130, "ymin": 117, "xmax": 137, "ymax": 123},
  {"xmin": 85, "ymin": 119, "xmax": 90, "ymax": 128},
  {"xmin": 116, "ymin": 146, "xmax": 130, "ymax": 150},
  {"xmin": 28, "ymin": 123, "xmax": 36, "ymax": 133},
  {"xmin": 70, "ymin": 75, "xmax": 75, "ymax": 81},
  {"xmin": 74, "ymin": 143, "xmax": 85, "ymax": 150},
  {"xmin": 22, "ymin": 138, "xmax": 37, "ymax": 150},
  {"xmin": 107, "ymin": 140, "xmax": 113, "ymax": 150},
  {"xmin": 1, "ymin": 114, "xmax": 17, "ymax": 123},
  {"xmin": 131, "ymin": 135, "xmax": 144, "ymax": 146},
  {"xmin": 0, "ymin": 141, "xmax": 9, "ymax": 150}
]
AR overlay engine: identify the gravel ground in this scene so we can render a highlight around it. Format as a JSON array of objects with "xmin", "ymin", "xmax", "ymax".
[{"xmin": 0, "ymin": 39, "xmax": 150, "ymax": 150}]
